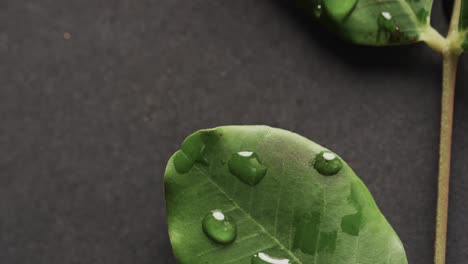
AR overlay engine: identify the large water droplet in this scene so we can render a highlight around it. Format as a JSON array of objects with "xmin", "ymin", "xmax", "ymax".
[
  {"xmin": 228, "ymin": 151, "xmax": 267, "ymax": 186},
  {"xmin": 313, "ymin": 151, "xmax": 342, "ymax": 176},
  {"xmin": 202, "ymin": 210, "xmax": 237, "ymax": 244},
  {"xmin": 323, "ymin": 0, "xmax": 358, "ymax": 22},
  {"xmin": 251, "ymin": 252, "xmax": 290, "ymax": 264}
]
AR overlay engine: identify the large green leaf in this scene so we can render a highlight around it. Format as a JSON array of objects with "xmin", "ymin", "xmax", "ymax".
[
  {"xmin": 296, "ymin": 0, "xmax": 433, "ymax": 46},
  {"xmin": 164, "ymin": 126, "xmax": 407, "ymax": 264}
]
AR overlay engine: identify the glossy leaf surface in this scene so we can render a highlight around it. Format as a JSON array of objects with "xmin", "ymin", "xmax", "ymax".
[
  {"xmin": 297, "ymin": 0, "xmax": 433, "ymax": 46},
  {"xmin": 165, "ymin": 126, "xmax": 408, "ymax": 264}
]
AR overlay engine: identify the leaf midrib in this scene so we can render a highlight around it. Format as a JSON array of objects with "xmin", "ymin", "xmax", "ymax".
[{"xmin": 195, "ymin": 166, "xmax": 304, "ymax": 264}]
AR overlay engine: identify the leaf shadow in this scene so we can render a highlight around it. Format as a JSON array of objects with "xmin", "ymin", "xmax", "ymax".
[{"xmin": 270, "ymin": 0, "xmax": 441, "ymax": 81}]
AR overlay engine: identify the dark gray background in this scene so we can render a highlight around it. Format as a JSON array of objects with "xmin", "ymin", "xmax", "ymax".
[{"xmin": 1, "ymin": 0, "xmax": 467, "ymax": 263}]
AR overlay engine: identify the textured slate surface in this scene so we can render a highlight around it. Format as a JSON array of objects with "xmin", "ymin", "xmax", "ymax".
[{"xmin": 1, "ymin": 0, "xmax": 467, "ymax": 263}]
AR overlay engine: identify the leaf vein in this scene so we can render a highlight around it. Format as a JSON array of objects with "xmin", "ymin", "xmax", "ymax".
[{"xmin": 196, "ymin": 166, "xmax": 304, "ymax": 264}]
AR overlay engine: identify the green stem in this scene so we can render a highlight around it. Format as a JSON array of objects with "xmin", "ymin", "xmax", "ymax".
[
  {"xmin": 434, "ymin": 52, "xmax": 458, "ymax": 264},
  {"xmin": 434, "ymin": 1, "xmax": 462, "ymax": 264}
]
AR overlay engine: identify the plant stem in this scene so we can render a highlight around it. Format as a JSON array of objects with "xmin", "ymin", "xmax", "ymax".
[
  {"xmin": 434, "ymin": 52, "xmax": 458, "ymax": 264},
  {"xmin": 434, "ymin": 1, "xmax": 462, "ymax": 264}
]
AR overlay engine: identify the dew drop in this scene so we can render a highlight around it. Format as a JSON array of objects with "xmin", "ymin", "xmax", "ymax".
[
  {"xmin": 202, "ymin": 210, "xmax": 237, "ymax": 244},
  {"xmin": 228, "ymin": 151, "xmax": 267, "ymax": 186},
  {"xmin": 251, "ymin": 252, "xmax": 290, "ymax": 264},
  {"xmin": 323, "ymin": 0, "xmax": 358, "ymax": 22},
  {"xmin": 313, "ymin": 151, "xmax": 342, "ymax": 176}
]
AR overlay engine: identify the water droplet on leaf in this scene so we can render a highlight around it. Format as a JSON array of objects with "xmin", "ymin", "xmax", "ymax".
[
  {"xmin": 313, "ymin": 151, "xmax": 342, "ymax": 176},
  {"xmin": 377, "ymin": 11, "xmax": 405, "ymax": 43},
  {"xmin": 228, "ymin": 151, "xmax": 267, "ymax": 185},
  {"xmin": 251, "ymin": 252, "xmax": 290, "ymax": 264},
  {"xmin": 323, "ymin": 0, "xmax": 358, "ymax": 22},
  {"xmin": 378, "ymin": 12, "xmax": 395, "ymax": 31},
  {"xmin": 202, "ymin": 210, "xmax": 237, "ymax": 244}
]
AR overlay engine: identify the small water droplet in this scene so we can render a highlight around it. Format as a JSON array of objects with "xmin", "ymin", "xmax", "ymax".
[
  {"xmin": 202, "ymin": 210, "xmax": 237, "ymax": 244},
  {"xmin": 228, "ymin": 151, "xmax": 267, "ymax": 185},
  {"xmin": 323, "ymin": 0, "xmax": 358, "ymax": 21},
  {"xmin": 313, "ymin": 151, "xmax": 342, "ymax": 176},
  {"xmin": 251, "ymin": 252, "xmax": 290, "ymax": 264},
  {"xmin": 378, "ymin": 11, "xmax": 397, "ymax": 32}
]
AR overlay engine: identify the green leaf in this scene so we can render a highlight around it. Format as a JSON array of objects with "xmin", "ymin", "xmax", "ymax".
[
  {"xmin": 296, "ymin": 0, "xmax": 433, "ymax": 46},
  {"xmin": 164, "ymin": 126, "xmax": 408, "ymax": 264}
]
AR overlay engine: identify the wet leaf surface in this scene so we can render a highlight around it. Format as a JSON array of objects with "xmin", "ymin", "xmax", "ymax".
[{"xmin": 165, "ymin": 126, "xmax": 408, "ymax": 263}]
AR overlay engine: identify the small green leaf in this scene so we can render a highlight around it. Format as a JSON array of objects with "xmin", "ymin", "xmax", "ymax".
[
  {"xmin": 296, "ymin": 0, "xmax": 433, "ymax": 46},
  {"xmin": 165, "ymin": 126, "xmax": 408, "ymax": 263}
]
